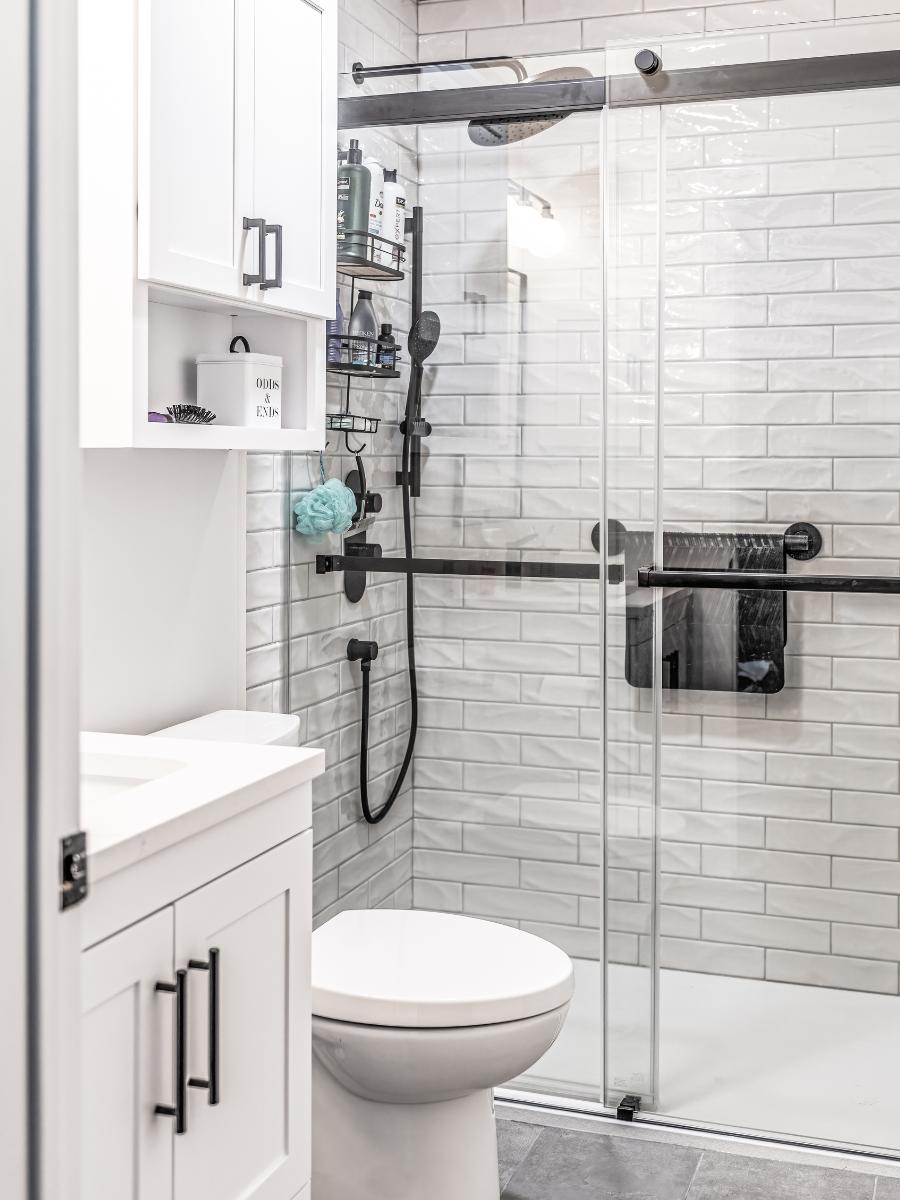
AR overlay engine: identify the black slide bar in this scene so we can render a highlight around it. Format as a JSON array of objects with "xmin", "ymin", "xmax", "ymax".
[
  {"xmin": 638, "ymin": 568, "xmax": 900, "ymax": 594},
  {"xmin": 317, "ymin": 554, "xmax": 602, "ymax": 580}
]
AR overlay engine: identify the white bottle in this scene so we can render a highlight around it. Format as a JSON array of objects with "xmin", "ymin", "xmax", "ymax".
[
  {"xmin": 364, "ymin": 156, "xmax": 384, "ymax": 257},
  {"xmin": 380, "ymin": 169, "xmax": 407, "ymax": 268}
]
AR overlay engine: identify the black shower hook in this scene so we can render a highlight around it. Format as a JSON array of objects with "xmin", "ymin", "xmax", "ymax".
[{"xmin": 343, "ymin": 427, "xmax": 367, "ymax": 455}]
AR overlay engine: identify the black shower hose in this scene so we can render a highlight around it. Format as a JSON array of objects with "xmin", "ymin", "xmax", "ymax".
[{"xmin": 357, "ymin": 365, "xmax": 421, "ymax": 824}]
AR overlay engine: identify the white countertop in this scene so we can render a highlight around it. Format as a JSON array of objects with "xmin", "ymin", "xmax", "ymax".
[{"xmin": 81, "ymin": 732, "xmax": 324, "ymax": 882}]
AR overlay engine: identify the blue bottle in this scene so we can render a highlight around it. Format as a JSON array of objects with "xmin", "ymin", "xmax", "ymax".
[{"xmin": 326, "ymin": 288, "xmax": 345, "ymax": 364}]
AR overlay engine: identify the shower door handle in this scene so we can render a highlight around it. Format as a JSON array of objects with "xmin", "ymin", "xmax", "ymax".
[{"xmin": 637, "ymin": 567, "xmax": 900, "ymax": 594}]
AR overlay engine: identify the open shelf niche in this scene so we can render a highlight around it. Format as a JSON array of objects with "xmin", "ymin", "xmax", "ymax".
[{"xmin": 81, "ymin": 286, "xmax": 327, "ymax": 452}]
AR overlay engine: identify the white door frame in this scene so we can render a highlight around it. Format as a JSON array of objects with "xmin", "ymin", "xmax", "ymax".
[
  {"xmin": 0, "ymin": 0, "xmax": 31, "ymax": 1192},
  {"xmin": 1, "ymin": 0, "xmax": 82, "ymax": 1196}
]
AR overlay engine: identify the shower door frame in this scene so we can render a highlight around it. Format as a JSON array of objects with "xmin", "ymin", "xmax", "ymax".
[{"xmin": 337, "ymin": 48, "xmax": 900, "ymax": 1161}]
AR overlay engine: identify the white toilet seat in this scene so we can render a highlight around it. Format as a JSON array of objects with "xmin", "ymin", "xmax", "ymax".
[{"xmin": 312, "ymin": 909, "xmax": 574, "ymax": 1028}]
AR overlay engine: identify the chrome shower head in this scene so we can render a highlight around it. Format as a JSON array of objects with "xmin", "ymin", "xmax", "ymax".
[{"xmin": 467, "ymin": 66, "xmax": 594, "ymax": 147}]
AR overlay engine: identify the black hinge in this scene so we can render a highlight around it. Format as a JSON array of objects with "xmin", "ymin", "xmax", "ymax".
[
  {"xmin": 60, "ymin": 831, "xmax": 88, "ymax": 911},
  {"xmin": 616, "ymin": 1095, "xmax": 642, "ymax": 1122}
]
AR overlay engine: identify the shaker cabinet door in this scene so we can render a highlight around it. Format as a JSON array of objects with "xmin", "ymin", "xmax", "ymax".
[
  {"xmin": 174, "ymin": 833, "xmax": 312, "ymax": 1200},
  {"xmin": 81, "ymin": 909, "xmax": 175, "ymax": 1200},
  {"xmin": 138, "ymin": 0, "xmax": 253, "ymax": 299},
  {"xmin": 250, "ymin": 0, "xmax": 337, "ymax": 317}
]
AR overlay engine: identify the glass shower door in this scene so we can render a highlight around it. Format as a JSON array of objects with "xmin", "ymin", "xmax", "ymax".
[
  {"xmin": 412, "ymin": 95, "xmax": 608, "ymax": 1104},
  {"xmin": 607, "ymin": 74, "xmax": 900, "ymax": 1152}
]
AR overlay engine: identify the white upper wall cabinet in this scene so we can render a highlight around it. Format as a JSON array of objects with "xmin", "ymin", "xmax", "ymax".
[
  {"xmin": 78, "ymin": 0, "xmax": 332, "ymax": 450},
  {"xmin": 138, "ymin": 0, "xmax": 336, "ymax": 320},
  {"xmin": 138, "ymin": 0, "xmax": 252, "ymax": 302}
]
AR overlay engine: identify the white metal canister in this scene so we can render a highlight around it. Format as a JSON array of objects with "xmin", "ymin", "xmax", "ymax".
[{"xmin": 196, "ymin": 336, "xmax": 283, "ymax": 428}]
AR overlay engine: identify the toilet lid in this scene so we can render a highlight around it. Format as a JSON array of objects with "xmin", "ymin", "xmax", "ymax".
[{"xmin": 312, "ymin": 910, "xmax": 574, "ymax": 1028}]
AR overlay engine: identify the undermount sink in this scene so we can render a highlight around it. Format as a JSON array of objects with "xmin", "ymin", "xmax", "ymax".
[{"xmin": 80, "ymin": 751, "xmax": 186, "ymax": 806}]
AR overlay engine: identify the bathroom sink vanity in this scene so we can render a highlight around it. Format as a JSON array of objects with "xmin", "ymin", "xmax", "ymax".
[{"xmin": 79, "ymin": 734, "xmax": 324, "ymax": 1200}]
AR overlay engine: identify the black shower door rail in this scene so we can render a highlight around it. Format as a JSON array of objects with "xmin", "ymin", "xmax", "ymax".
[{"xmin": 316, "ymin": 554, "xmax": 900, "ymax": 594}]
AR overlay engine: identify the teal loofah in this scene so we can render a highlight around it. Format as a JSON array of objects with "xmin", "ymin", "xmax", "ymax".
[{"xmin": 294, "ymin": 477, "xmax": 357, "ymax": 539}]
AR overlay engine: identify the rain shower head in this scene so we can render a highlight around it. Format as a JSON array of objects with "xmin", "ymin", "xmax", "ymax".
[{"xmin": 467, "ymin": 65, "xmax": 595, "ymax": 147}]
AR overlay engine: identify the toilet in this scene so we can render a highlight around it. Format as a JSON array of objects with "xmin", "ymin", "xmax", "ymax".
[{"xmin": 311, "ymin": 909, "xmax": 574, "ymax": 1200}]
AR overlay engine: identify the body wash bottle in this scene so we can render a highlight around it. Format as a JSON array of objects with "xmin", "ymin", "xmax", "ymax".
[
  {"xmin": 337, "ymin": 140, "xmax": 371, "ymax": 264},
  {"xmin": 379, "ymin": 169, "xmax": 407, "ymax": 265},
  {"xmin": 366, "ymin": 156, "xmax": 385, "ymax": 255}
]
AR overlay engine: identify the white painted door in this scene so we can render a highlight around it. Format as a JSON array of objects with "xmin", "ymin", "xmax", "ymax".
[
  {"xmin": 250, "ymin": 0, "xmax": 336, "ymax": 317},
  {"xmin": 174, "ymin": 833, "xmax": 312, "ymax": 1200},
  {"xmin": 81, "ymin": 910, "xmax": 175, "ymax": 1200},
  {"xmin": 138, "ymin": 0, "xmax": 254, "ymax": 299}
]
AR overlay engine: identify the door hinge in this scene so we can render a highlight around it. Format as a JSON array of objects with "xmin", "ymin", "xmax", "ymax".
[
  {"xmin": 616, "ymin": 1095, "xmax": 642, "ymax": 1122},
  {"xmin": 60, "ymin": 831, "xmax": 88, "ymax": 911}
]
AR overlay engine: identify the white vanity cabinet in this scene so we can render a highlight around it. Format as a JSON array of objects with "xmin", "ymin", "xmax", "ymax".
[
  {"xmin": 81, "ymin": 909, "xmax": 174, "ymax": 1200},
  {"xmin": 139, "ymin": 0, "xmax": 337, "ymax": 319},
  {"xmin": 174, "ymin": 836, "xmax": 311, "ymax": 1200},
  {"xmin": 81, "ymin": 828, "xmax": 312, "ymax": 1200}
]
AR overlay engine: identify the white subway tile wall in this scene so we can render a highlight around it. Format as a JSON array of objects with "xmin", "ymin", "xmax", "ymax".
[
  {"xmin": 414, "ymin": 4, "xmax": 900, "ymax": 993},
  {"xmin": 616, "ymin": 77, "xmax": 900, "ymax": 995},
  {"xmin": 244, "ymin": 2, "xmax": 900, "ymax": 993},
  {"xmin": 246, "ymin": 0, "xmax": 418, "ymax": 922}
]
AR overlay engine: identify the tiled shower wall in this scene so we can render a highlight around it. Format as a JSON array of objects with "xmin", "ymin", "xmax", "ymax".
[
  {"xmin": 245, "ymin": 0, "xmax": 418, "ymax": 921},
  {"xmin": 245, "ymin": 0, "xmax": 900, "ymax": 990},
  {"xmin": 414, "ymin": 1, "xmax": 900, "ymax": 992}
]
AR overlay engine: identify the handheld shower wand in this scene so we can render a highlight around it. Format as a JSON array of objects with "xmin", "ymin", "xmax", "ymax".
[{"xmin": 350, "ymin": 308, "xmax": 442, "ymax": 825}]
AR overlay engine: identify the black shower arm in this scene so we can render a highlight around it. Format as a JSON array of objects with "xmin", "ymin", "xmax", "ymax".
[{"xmin": 352, "ymin": 57, "xmax": 528, "ymax": 85}]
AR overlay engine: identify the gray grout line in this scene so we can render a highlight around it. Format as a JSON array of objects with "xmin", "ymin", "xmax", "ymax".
[{"xmin": 682, "ymin": 1149, "xmax": 707, "ymax": 1199}]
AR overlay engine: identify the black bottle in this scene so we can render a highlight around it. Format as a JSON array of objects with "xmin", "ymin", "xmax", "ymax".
[{"xmin": 376, "ymin": 323, "xmax": 397, "ymax": 370}]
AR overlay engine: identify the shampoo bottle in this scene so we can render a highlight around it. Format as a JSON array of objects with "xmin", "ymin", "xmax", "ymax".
[
  {"xmin": 337, "ymin": 140, "xmax": 371, "ymax": 264},
  {"xmin": 348, "ymin": 291, "xmax": 379, "ymax": 368}
]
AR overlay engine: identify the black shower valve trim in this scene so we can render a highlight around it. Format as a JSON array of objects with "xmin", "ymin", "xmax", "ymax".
[{"xmin": 347, "ymin": 638, "xmax": 379, "ymax": 665}]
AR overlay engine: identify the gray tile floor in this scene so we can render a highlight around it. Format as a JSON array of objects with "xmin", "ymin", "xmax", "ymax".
[{"xmin": 498, "ymin": 1120, "xmax": 899, "ymax": 1200}]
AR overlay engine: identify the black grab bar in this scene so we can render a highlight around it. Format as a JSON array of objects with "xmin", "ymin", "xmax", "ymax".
[{"xmin": 637, "ymin": 568, "xmax": 900, "ymax": 594}]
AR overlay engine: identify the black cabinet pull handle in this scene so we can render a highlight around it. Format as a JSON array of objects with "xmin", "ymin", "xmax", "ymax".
[
  {"xmin": 261, "ymin": 223, "xmax": 283, "ymax": 290},
  {"xmin": 155, "ymin": 969, "xmax": 187, "ymax": 1134},
  {"xmin": 242, "ymin": 216, "xmax": 267, "ymax": 287},
  {"xmin": 637, "ymin": 567, "xmax": 900, "ymax": 594},
  {"xmin": 187, "ymin": 949, "xmax": 220, "ymax": 1105}
]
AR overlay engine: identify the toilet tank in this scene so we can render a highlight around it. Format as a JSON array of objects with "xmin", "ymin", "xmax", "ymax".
[{"xmin": 153, "ymin": 709, "xmax": 300, "ymax": 747}]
